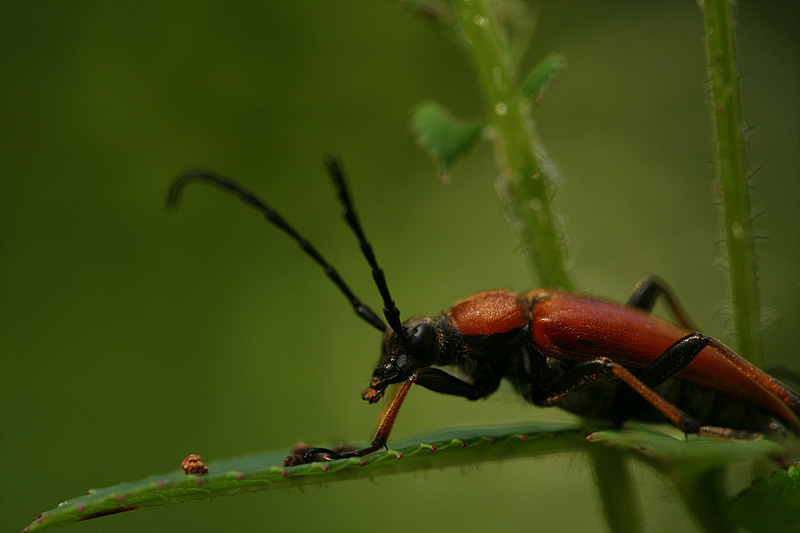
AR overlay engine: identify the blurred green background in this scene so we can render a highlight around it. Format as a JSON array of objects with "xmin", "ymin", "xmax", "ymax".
[{"xmin": 1, "ymin": 1, "xmax": 797, "ymax": 532}]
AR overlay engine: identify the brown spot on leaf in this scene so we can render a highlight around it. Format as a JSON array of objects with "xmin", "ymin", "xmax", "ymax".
[{"xmin": 181, "ymin": 454, "xmax": 209, "ymax": 475}]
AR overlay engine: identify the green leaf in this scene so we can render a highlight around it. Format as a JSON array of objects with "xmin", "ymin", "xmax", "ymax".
[
  {"xmin": 410, "ymin": 100, "xmax": 486, "ymax": 179},
  {"xmin": 725, "ymin": 464, "xmax": 800, "ymax": 533},
  {"xmin": 588, "ymin": 424, "xmax": 792, "ymax": 473},
  {"xmin": 521, "ymin": 53, "xmax": 567, "ymax": 103},
  {"xmin": 22, "ymin": 420, "xmax": 799, "ymax": 532},
  {"xmin": 589, "ymin": 425, "xmax": 799, "ymax": 533},
  {"xmin": 21, "ymin": 421, "xmax": 583, "ymax": 533}
]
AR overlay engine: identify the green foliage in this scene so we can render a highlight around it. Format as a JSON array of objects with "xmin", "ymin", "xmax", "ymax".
[
  {"xmin": 22, "ymin": 422, "xmax": 583, "ymax": 532},
  {"xmin": 452, "ymin": 0, "xmax": 573, "ymax": 290},
  {"xmin": 410, "ymin": 53, "xmax": 566, "ymax": 179},
  {"xmin": 702, "ymin": 0, "xmax": 764, "ymax": 367},
  {"xmin": 6, "ymin": 1, "xmax": 797, "ymax": 532},
  {"xmin": 726, "ymin": 464, "xmax": 800, "ymax": 533},
  {"xmin": 411, "ymin": 101, "xmax": 485, "ymax": 179},
  {"xmin": 520, "ymin": 53, "xmax": 567, "ymax": 103},
  {"xmin": 22, "ymin": 422, "xmax": 798, "ymax": 533}
]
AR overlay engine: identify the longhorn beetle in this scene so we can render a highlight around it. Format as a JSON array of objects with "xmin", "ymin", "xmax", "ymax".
[{"xmin": 168, "ymin": 158, "xmax": 800, "ymax": 465}]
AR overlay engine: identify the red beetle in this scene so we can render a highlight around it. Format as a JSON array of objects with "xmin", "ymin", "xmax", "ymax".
[{"xmin": 168, "ymin": 159, "xmax": 800, "ymax": 465}]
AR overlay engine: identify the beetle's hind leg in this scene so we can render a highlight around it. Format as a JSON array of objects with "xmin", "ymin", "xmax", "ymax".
[
  {"xmin": 626, "ymin": 276, "xmax": 698, "ymax": 331},
  {"xmin": 534, "ymin": 356, "xmax": 763, "ymax": 440}
]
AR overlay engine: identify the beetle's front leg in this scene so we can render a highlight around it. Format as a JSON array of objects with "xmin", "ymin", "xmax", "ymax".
[{"xmin": 284, "ymin": 368, "xmax": 491, "ymax": 465}]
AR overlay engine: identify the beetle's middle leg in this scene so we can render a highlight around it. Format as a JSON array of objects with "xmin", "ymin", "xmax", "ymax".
[{"xmin": 532, "ymin": 356, "xmax": 761, "ymax": 440}]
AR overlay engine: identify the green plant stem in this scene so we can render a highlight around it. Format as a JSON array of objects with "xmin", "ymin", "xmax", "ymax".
[
  {"xmin": 452, "ymin": 0, "xmax": 572, "ymax": 291},
  {"xmin": 701, "ymin": 0, "xmax": 763, "ymax": 367},
  {"xmin": 451, "ymin": 1, "xmax": 640, "ymax": 531},
  {"xmin": 587, "ymin": 446, "xmax": 643, "ymax": 533},
  {"xmin": 671, "ymin": 468, "xmax": 731, "ymax": 533}
]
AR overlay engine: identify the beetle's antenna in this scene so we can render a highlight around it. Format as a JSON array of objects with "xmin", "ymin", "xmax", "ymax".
[
  {"xmin": 167, "ymin": 168, "xmax": 388, "ymax": 333},
  {"xmin": 323, "ymin": 157, "xmax": 403, "ymax": 336}
]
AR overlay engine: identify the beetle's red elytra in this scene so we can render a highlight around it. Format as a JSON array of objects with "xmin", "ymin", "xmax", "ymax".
[
  {"xmin": 168, "ymin": 158, "xmax": 800, "ymax": 466},
  {"xmin": 526, "ymin": 289, "xmax": 796, "ymax": 425}
]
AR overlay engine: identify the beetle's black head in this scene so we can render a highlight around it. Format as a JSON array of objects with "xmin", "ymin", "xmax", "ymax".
[{"xmin": 362, "ymin": 317, "xmax": 441, "ymax": 403}]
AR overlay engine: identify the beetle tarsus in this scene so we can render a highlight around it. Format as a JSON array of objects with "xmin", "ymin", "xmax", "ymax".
[{"xmin": 698, "ymin": 426, "xmax": 763, "ymax": 441}]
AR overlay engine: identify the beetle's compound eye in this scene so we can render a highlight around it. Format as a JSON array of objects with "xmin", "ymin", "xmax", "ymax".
[{"xmin": 405, "ymin": 322, "xmax": 437, "ymax": 360}]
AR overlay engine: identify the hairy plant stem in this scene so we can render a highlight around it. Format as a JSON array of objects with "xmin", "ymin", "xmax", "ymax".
[
  {"xmin": 701, "ymin": 0, "xmax": 764, "ymax": 368},
  {"xmin": 450, "ymin": 1, "xmax": 640, "ymax": 532},
  {"xmin": 452, "ymin": 0, "xmax": 572, "ymax": 291}
]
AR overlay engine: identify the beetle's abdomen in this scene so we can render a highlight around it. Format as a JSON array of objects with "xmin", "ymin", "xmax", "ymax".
[{"xmin": 447, "ymin": 289, "xmax": 526, "ymax": 336}]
